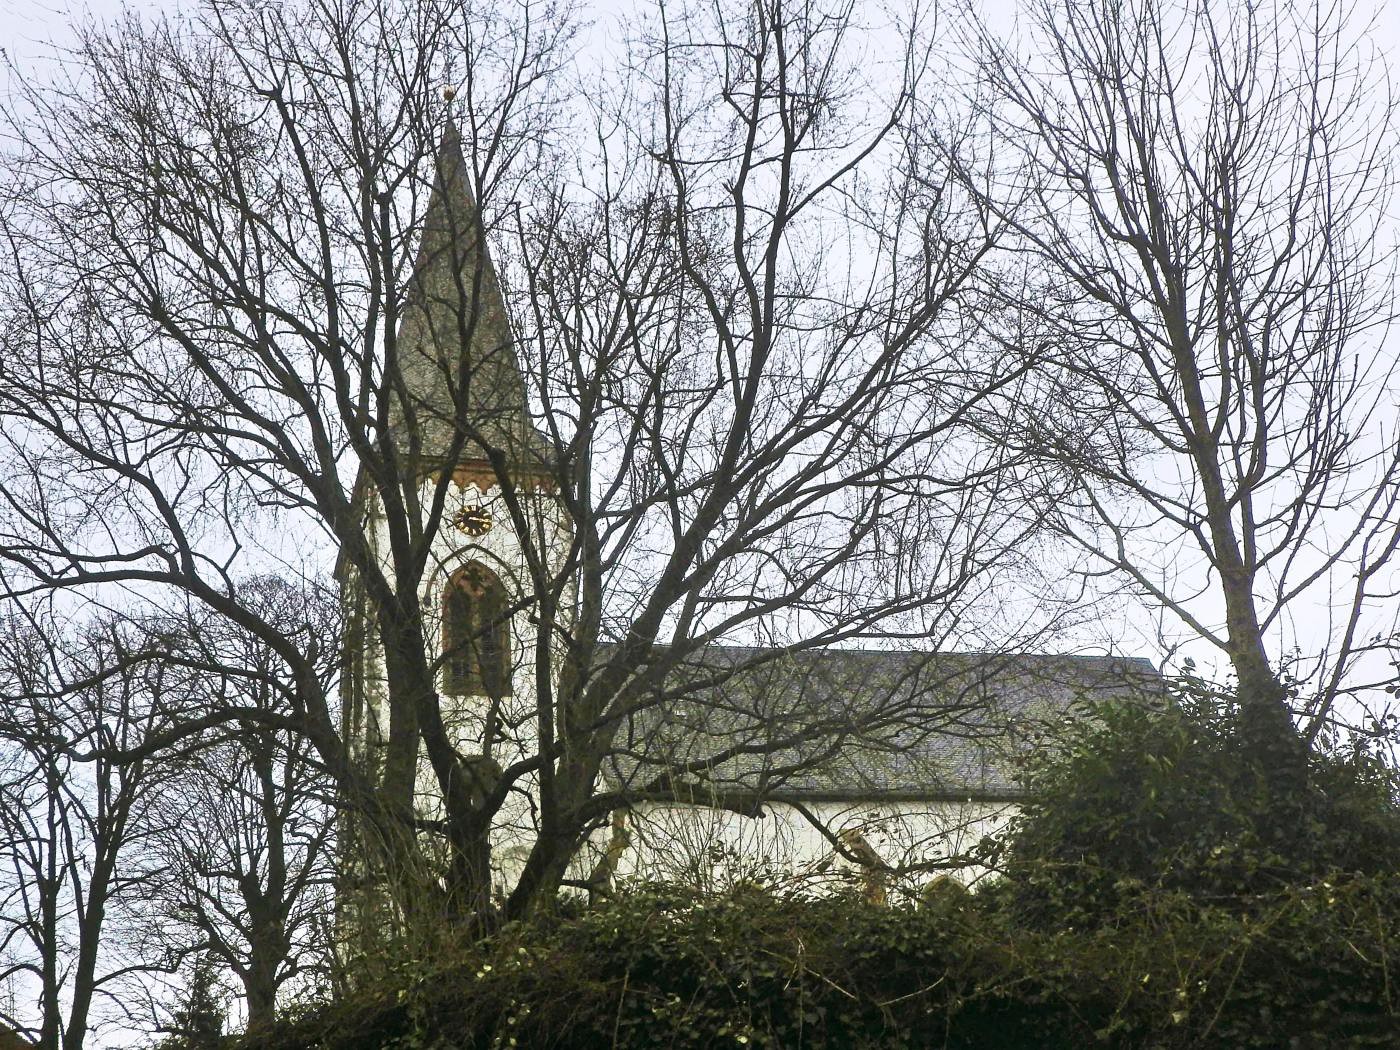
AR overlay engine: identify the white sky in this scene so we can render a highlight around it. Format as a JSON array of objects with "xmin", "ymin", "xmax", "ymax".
[
  {"xmin": 6, "ymin": 0, "xmax": 1399, "ymax": 64},
  {"xmin": 1, "ymin": 0, "xmax": 1398, "ymax": 690}
]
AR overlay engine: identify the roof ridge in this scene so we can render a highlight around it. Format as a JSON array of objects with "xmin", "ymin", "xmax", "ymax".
[{"xmin": 597, "ymin": 640, "xmax": 1156, "ymax": 671}]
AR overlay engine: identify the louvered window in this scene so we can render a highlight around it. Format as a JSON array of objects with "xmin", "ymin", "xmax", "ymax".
[{"xmin": 442, "ymin": 563, "xmax": 512, "ymax": 696}]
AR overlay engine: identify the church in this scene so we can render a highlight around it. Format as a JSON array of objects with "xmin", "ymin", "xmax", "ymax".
[{"xmin": 337, "ymin": 125, "xmax": 1158, "ymax": 906}]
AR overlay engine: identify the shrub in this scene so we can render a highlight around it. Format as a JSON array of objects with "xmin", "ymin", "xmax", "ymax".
[
  {"xmin": 983, "ymin": 681, "xmax": 1400, "ymax": 925},
  {"xmin": 238, "ymin": 878, "xmax": 1400, "ymax": 1050},
  {"xmin": 239, "ymin": 681, "xmax": 1400, "ymax": 1049}
]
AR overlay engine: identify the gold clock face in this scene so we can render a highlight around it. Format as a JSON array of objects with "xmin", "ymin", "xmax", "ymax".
[{"xmin": 452, "ymin": 503, "xmax": 493, "ymax": 536}]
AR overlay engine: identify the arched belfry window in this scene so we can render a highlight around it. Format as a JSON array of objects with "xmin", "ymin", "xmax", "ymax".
[{"xmin": 442, "ymin": 562, "xmax": 512, "ymax": 697}]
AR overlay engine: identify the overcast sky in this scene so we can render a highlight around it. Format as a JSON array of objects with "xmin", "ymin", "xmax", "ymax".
[
  {"xmin": 2, "ymin": 0, "xmax": 1398, "ymax": 686},
  {"xmin": 6, "ymin": 0, "xmax": 1397, "ymax": 74}
]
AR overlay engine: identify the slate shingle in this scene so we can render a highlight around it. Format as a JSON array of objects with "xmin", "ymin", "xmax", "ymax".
[{"xmin": 600, "ymin": 647, "xmax": 1160, "ymax": 801}]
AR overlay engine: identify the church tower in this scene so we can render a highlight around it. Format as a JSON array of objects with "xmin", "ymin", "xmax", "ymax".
[{"xmin": 338, "ymin": 122, "xmax": 571, "ymax": 900}]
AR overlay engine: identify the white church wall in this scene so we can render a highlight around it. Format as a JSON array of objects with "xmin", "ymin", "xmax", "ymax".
[
  {"xmin": 355, "ymin": 472, "xmax": 574, "ymax": 867},
  {"xmin": 574, "ymin": 799, "xmax": 1016, "ymax": 898},
  {"xmin": 353, "ymin": 474, "xmax": 1024, "ymax": 904}
]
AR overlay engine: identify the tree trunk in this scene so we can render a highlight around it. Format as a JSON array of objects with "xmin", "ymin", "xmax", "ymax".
[
  {"xmin": 1216, "ymin": 541, "xmax": 1308, "ymax": 803},
  {"xmin": 1228, "ymin": 619, "xmax": 1308, "ymax": 805}
]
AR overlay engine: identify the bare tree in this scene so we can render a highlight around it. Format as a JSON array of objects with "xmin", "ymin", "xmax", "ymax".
[
  {"xmin": 0, "ymin": 587, "xmax": 336, "ymax": 1046},
  {"xmin": 948, "ymin": 0, "xmax": 1400, "ymax": 794},
  {"xmin": 140, "ymin": 580, "xmax": 337, "ymax": 1031},
  {"xmin": 0, "ymin": 0, "xmax": 1056, "ymax": 942},
  {"xmin": 468, "ymin": 0, "xmax": 1061, "ymax": 918},
  {"xmin": 0, "ymin": 613, "xmax": 173, "ymax": 1050}
]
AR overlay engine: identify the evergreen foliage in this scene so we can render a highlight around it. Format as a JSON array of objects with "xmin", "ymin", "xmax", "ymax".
[
  {"xmin": 985, "ymin": 683, "xmax": 1400, "ymax": 925},
  {"xmin": 235, "ymin": 877, "xmax": 1400, "ymax": 1049},
  {"xmin": 162, "ymin": 956, "xmax": 227, "ymax": 1050},
  {"xmin": 238, "ymin": 691, "xmax": 1400, "ymax": 1049}
]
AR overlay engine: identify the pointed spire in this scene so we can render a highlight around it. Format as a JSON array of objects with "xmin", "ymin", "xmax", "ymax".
[{"xmin": 390, "ymin": 121, "xmax": 550, "ymax": 474}]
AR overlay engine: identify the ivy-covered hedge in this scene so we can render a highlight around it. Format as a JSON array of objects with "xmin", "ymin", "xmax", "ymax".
[
  {"xmin": 245, "ymin": 875, "xmax": 1400, "ymax": 1050},
  {"xmin": 246, "ymin": 689, "xmax": 1400, "ymax": 1049},
  {"xmin": 985, "ymin": 687, "xmax": 1400, "ymax": 926}
]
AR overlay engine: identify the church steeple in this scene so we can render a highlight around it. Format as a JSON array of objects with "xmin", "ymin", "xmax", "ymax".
[
  {"xmin": 391, "ymin": 123, "xmax": 551, "ymax": 473},
  {"xmin": 340, "ymin": 118, "xmax": 576, "ymax": 933}
]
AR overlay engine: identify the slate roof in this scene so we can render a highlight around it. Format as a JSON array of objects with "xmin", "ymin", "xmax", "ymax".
[
  {"xmin": 390, "ymin": 124, "xmax": 554, "ymax": 472},
  {"xmin": 600, "ymin": 647, "xmax": 1160, "ymax": 803}
]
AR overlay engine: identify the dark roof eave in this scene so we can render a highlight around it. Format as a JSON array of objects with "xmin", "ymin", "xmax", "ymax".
[
  {"xmin": 765, "ymin": 789, "xmax": 1027, "ymax": 805},
  {"xmin": 630, "ymin": 788, "xmax": 1028, "ymax": 810}
]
